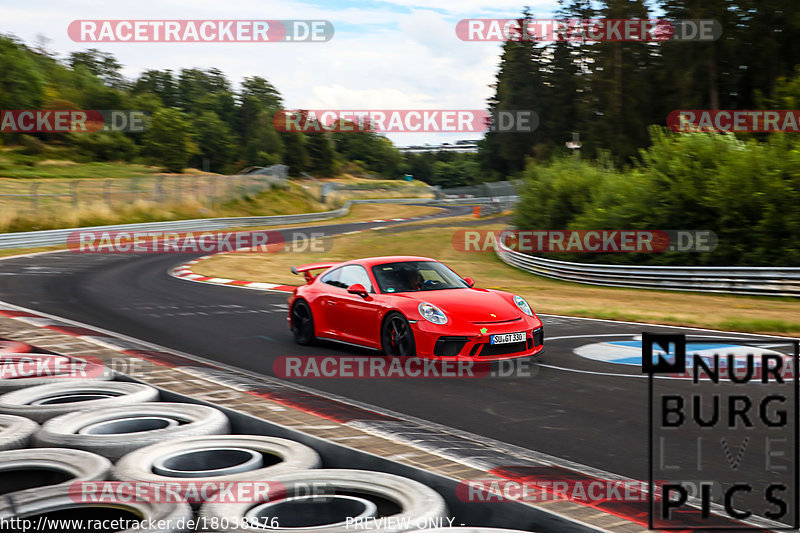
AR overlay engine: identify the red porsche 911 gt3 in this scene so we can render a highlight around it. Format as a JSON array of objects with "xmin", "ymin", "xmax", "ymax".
[{"xmin": 287, "ymin": 256, "xmax": 544, "ymax": 361}]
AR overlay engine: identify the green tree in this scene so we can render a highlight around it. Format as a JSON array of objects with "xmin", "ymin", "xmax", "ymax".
[
  {"xmin": 280, "ymin": 131, "xmax": 309, "ymax": 176},
  {"xmin": 69, "ymin": 65, "xmax": 127, "ymax": 109},
  {"xmin": 194, "ymin": 91, "xmax": 238, "ymax": 132},
  {"xmin": 143, "ymin": 109, "xmax": 197, "ymax": 172},
  {"xmin": 519, "ymin": 130, "xmax": 800, "ymax": 266},
  {"xmin": 69, "ymin": 131, "xmax": 138, "ymax": 162},
  {"xmin": 132, "ymin": 70, "xmax": 179, "ymax": 107},
  {"xmin": 191, "ymin": 111, "xmax": 235, "ymax": 172},
  {"xmin": 761, "ymin": 65, "xmax": 800, "ymax": 108},
  {"xmin": 243, "ymin": 109, "xmax": 284, "ymax": 165},
  {"xmin": 581, "ymin": 0, "xmax": 654, "ymax": 162},
  {"xmin": 332, "ymin": 126, "xmax": 401, "ymax": 176},
  {"xmin": 481, "ymin": 10, "xmax": 547, "ymax": 176},
  {"xmin": 305, "ymin": 132, "xmax": 336, "ymax": 176},
  {"xmin": 0, "ymin": 35, "xmax": 44, "ymax": 110},
  {"xmin": 240, "ymin": 76, "xmax": 282, "ymax": 109},
  {"xmin": 514, "ymin": 156, "xmax": 612, "ymax": 230},
  {"xmin": 654, "ymin": 0, "xmax": 741, "ymax": 116},
  {"xmin": 403, "ymin": 152, "xmax": 435, "ymax": 183},
  {"xmin": 177, "ymin": 68, "xmax": 231, "ymax": 109},
  {"xmin": 429, "ymin": 158, "xmax": 479, "ymax": 187},
  {"xmin": 68, "ymin": 49, "xmax": 126, "ymax": 89},
  {"xmin": 542, "ymin": 40, "xmax": 582, "ymax": 157},
  {"xmin": 238, "ymin": 76, "xmax": 283, "ymax": 141}
]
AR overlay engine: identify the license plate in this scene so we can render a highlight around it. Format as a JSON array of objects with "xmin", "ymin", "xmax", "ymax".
[{"xmin": 490, "ymin": 332, "xmax": 526, "ymax": 345}]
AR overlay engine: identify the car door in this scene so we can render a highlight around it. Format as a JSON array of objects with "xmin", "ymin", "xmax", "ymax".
[
  {"xmin": 316, "ymin": 266, "xmax": 346, "ymax": 336},
  {"xmin": 327, "ymin": 265, "xmax": 382, "ymax": 346}
]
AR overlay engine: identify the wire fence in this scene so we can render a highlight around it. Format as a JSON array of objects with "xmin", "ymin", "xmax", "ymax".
[
  {"xmin": 0, "ymin": 197, "xmax": 451, "ymax": 249},
  {"xmin": 0, "ymin": 166, "xmax": 289, "ymax": 217}
]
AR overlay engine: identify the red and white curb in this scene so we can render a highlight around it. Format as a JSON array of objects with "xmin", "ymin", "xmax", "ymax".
[
  {"xmin": 168, "ymin": 217, "xmax": 422, "ymax": 293},
  {"xmin": 170, "ymin": 256, "xmax": 296, "ymax": 293}
]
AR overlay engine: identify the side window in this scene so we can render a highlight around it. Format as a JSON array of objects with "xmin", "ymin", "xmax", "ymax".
[
  {"xmin": 338, "ymin": 265, "xmax": 373, "ymax": 292},
  {"xmin": 320, "ymin": 267, "xmax": 346, "ymax": 289}
]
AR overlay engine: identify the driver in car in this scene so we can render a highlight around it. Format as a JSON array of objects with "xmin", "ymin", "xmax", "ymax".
[{"xmin": 403, "ymin": 268, "xmax": 424, "ymax": 291}]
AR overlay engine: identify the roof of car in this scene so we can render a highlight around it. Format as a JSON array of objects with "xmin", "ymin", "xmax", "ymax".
[{"xmin": 345, "ymin": 256, "xmax": 438, "ymax": 268}]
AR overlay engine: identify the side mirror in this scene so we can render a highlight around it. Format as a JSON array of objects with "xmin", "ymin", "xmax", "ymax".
[
  {"xmin": 463, "ymin": 277, "xmax": 474, "ymax": 287},
  {"xmin": 347, "ymin": 283, "xmax": 369, "ymax": 298}
]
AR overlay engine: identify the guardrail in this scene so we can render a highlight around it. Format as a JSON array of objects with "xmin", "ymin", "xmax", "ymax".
[
  {"xmin": 0, "ymin": 197, "xmax": 501, "ymax": 250},
  {"xmin": 496, "ymin": 240, "xmax": 800, "ymax": 298},
  {"xmin": 11, "ymin": 195, "xmax": 785, "ymax": 299}
]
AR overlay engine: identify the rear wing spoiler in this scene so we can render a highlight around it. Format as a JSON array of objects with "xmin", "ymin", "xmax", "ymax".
[{"xmin": 291, "ymin": 262, "xmax": 339, "ymax": 283}]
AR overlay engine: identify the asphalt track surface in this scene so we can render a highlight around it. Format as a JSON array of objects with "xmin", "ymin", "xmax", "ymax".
[{"xmin": 0, "ymin": 205, "xmax": 796, "ymax": 525}]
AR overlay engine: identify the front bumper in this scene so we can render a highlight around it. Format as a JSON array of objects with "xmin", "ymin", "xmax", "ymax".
[{"xmin": 413, "ymin": 320, "xmax": 544, "ymax": 361}]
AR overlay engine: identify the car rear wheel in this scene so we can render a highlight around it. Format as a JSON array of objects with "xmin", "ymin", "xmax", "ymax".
[
  {"xmin": 290, "ymin": 300, "xmax": 316, "ymax": 345},
  {"xmin": 381, "ymin": 313, "xmax": 416, "ymax": 357}
]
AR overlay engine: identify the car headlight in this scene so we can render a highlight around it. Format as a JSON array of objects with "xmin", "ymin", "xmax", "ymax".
[
  {"xmin": 513, "ymin": 295, "xmax": 534, "ymax": 316},
  {"xmin": 418, "ymin": 302, "xmax": 448, "ymax": 325}
]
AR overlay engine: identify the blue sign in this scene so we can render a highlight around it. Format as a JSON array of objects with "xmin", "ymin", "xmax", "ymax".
[{"xmin": 575, "ymin": 339, "xmax": 778, "ymax": 369}]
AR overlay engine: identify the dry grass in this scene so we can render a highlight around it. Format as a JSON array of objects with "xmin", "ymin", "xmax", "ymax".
[
  {"xmin": 195, "ymin": 221, "xmax": 800, "ymax": 336},
  {"xmin": 0, "ymin": 173, "xmax": 435, "ymax": 233},
  {"xmin": 0, "ymin": 204, "xmax": 440, "ymax": 259},
  {"xmin": 209, "ymin": 204, "xmax": 443, "ymax": 235}
]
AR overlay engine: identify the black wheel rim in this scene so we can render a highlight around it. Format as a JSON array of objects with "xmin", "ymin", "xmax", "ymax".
[
  {"xmin": 386, "ymin": 316, "xmax": 412, "ymax": 357},
  {"xmin": 292, "ymin": 303, "xmax": 312, "ymax": 337}
]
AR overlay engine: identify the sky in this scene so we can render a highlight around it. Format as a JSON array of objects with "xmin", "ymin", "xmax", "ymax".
[{"xmin": 0, "ymin": 0, "xmax": 561, "ymax": 145}]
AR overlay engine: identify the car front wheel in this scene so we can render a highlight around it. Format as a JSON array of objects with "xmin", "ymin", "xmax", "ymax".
[{"xmin": 381, "ymin": 312, "xmax": 416, "ymax": 357}]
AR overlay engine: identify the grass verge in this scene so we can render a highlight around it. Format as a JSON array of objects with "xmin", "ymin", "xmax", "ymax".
[
  {"xmin": 0, "ymin": 170, "xmax": 435, "ymax": 233},
  {"xmin": 0, "ymin": 204, "xmax": 442, "ymax": 259},
  {"xmin": 194, "ymin": 221, "xmax": 800, "ymax": 336}
]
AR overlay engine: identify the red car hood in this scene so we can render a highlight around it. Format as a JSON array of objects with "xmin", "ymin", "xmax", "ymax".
[{"xmin": 397, "ymin": 288, "xmax": 522, "ymax": 323}]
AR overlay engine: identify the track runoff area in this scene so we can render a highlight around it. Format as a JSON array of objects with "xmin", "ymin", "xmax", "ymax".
[{"xmin": 0, "ymin": 209, "xmax": 797, "ymax": 531}]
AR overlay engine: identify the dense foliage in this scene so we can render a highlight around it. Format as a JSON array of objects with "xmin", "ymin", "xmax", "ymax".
[
  {"xmin": 502, "ymin": 0, "xmax": 800, "ymax": 266},
  {"xmin": 514, "ymin": 129, "xmax": 800, "ymax": 266},
  {"xmin": 0, "ymin": 34, "xmax": 483, "ymax": 185},
  {"xmin": 3, "ymin": 0, "xmax": 800, "ymax": 266},
  {"xmin": 481, "ymin": 0, "xmax": 800, "ymax": 173},
  {"xmin": 0, "ymin": 36, "xmax": 415, "ymax": 178}
]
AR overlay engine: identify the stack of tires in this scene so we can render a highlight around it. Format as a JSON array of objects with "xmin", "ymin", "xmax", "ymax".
[{"xmin": 0, "ymin": 355, "xmax": 532, "ymax": 533}]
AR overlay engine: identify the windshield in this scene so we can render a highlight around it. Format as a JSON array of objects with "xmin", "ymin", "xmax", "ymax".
[{"xmin": 370, "ymin": 261, "xmax": 469, "ymax": 293}]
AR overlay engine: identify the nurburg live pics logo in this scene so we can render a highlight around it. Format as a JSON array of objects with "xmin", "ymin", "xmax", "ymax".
[{"xmin": 643, "ymin": 332, "xmax": 800, "ymax": 529}]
